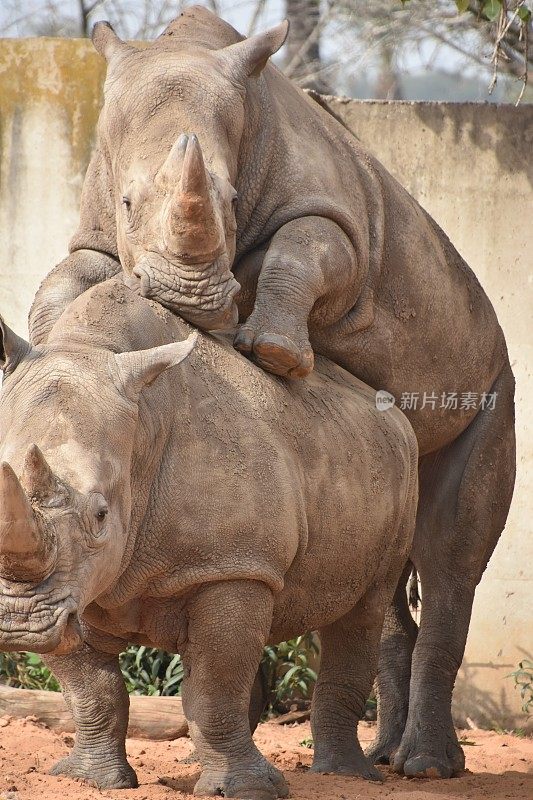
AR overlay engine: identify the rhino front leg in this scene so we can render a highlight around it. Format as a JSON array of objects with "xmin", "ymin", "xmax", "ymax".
[
  {"xmin": 29, "ymin": 249, "xmax": 121, "ymax": 345},
  {"xmin": 365, "ymin": 562, "xmax": 418, "ymax": 765},
  {"xmin": 310, "ymin": 584, "xmax": 399, "ymax": 783},
  {"xmin": 234, "ymin": 217, "xmax": 360, "ymax": 378},
  {"xmin": 44, "ymin": 642, "xmax": 137, "ymax": 789},
  {"xmin": 182, "ymin": 580, "xmax": 288, "ymax": 800}
]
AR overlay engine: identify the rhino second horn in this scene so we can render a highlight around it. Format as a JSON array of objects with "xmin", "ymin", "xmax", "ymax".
[
  {"xmin": 0, "ymin": 462, "xmax": 56, "ymax": 583},
  {"xmin": 167, "ymin": 135, "xmax": 225, "ymax": 263},
  {"xmin": 21, "ymin": 444, "xmax": 56, "ymax": 499}
]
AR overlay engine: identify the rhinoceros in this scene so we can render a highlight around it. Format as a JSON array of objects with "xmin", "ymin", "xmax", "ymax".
[
  {"xmin": 28, "ymin": 6, "xmax": 516, "ymax": 779},
  {"xmin": 0, "ymin": 278, "xmax": 417, "ymax": 797}
]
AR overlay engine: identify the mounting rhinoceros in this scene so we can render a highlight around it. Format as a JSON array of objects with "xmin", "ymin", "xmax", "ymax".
[
  {"xmin": 28, "ymin": 6, "xmax": 516, "ymax": 779},
  {"xmin": 0, "ymin": 278, "xmax": 417, "ymax": 797}
]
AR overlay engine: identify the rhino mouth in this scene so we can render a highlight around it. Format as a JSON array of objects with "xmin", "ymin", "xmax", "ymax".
[
  {"xmin": 0, "ymin": 588, "xmax": 82, "ymax": 654},
  {"xmin": 132, "ymin": 256, "xmax": 240, "ymax": 331}
]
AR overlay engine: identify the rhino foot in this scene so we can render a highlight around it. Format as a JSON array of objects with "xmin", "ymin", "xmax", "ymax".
[
  {"xmin": 234, "ymin": 326, "xmax": 314, "ymax": 378},
  {"xmin": 50, "ymin": 754, "xmax": 138, "ymax": 789},
  {"xmin": 365, "ymin": 731, "xmax": 403, "ymax": 765},
  {"xmin": 311, "ymin": 751, "xmax": 383, "ymax": 782},
  {"xmin": 194, "ymin": 757, "xmax": 288, "ymax": 799},
  {"xmin": 392, "ymin": 725, "xmax": 465, "ymax": 778}
]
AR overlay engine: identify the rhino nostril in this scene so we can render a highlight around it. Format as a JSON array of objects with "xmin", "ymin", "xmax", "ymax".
[{"xmin": 132, "ymin": 266, "xmax": 151, "ymax": 296}]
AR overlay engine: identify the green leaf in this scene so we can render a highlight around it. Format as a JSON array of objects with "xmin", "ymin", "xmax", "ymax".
[
  {"xmin": 163, "ymin": 674, "xmax": 183, "ymax": 694},
  {"xmin": 517, "ymin": 5, "xmax": 532, "ymax": 22},
  {"xmin": 283, "ymin": 664, "xmax": 301, "ymax": 681},
  {"xmin": 483, "ymin": 0, "xmax": 502, "ymax": 20},
  {"xmin": 456, "ymin": 0, "xmax": 470, "ymax": 11}
]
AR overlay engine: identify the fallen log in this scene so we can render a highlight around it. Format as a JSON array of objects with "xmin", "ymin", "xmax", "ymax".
[
  {"xmin": 0, "ymin": 684, "xmax": 188, "ymax": 740},
  {"xmin": 267, "ymin": 708, "xmax": 311, "ymax": 725}
]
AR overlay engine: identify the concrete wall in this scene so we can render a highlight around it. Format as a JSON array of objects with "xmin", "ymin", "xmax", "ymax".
[
  {"xmin": 0, "ymin": 39, "xmax": 104, "ymax": 332},
  {"xmin": 1, "ymin": 39, "xmax": 532, "ymax": 729},
  {"xmin": 327, "ymin": 98, "xmax": 533, "ymax": 731}
]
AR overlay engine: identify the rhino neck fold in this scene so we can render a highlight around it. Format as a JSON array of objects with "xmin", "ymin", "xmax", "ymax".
[{"xmin": 235, "ymin": 76, "xmax": 283, "ymax": 257}]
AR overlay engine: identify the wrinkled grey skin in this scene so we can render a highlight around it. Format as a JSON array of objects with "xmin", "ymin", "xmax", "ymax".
[
  {"xmin": 0, "ymin": 279, "xmax": 417, "ymax": 797},
  {"xmin": 28, "ymin": 6, "xmax": 516, "ymax": 778}
]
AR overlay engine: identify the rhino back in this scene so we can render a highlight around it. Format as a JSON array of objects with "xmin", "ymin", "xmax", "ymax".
[{"xmin": 61, "ymin": 280, "xmax": 416, "ymax": 614}]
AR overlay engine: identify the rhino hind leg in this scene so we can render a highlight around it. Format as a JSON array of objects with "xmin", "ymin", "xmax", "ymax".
[
  {"xmin": 44, "ymin": 643, "xmax": 137, "ymax": 789},
  {"xmin": 310, "ymin": 589, "xmax": 392, "ymax": 782},
  {"xmin": 365, "ymin": 561, "xmax": 418, "ymax": 765},
  {"xmin": 393, "ymin": 363, "xmax": 515, "ymax": 779}
]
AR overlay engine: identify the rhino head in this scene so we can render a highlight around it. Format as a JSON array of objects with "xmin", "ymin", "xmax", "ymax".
[
  {"xmin": 0, "ymin": 314, "xmax": 195, "ymax": 654},
  {"xmin": 91, "ymin": 12, "xmax": 288, "ymax": 330}
]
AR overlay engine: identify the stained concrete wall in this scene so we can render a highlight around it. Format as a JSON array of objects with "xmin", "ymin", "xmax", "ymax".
[
  {"xmin": 1, "ymin": 39, "xmax": 532, "ymax": 729},
  {"xmin": 0, "ymin": 39, "xmax": 104, "ymax": 331},
  {"xmin": 327, "ymin": 98, "xmax": 533, "ymax": 731}
]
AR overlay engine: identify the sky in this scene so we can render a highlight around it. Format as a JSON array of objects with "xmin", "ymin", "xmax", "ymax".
[
  {"xmin": 0, "ymin": 0, "xmax": 472, "ymax": 76},
  {"xmin": 0, "ymin": 0, "xmax": 282, "ymax": 37},
  {"xmin": 0, "ymin": 0, "xmax": 527, "ymax": 102}
]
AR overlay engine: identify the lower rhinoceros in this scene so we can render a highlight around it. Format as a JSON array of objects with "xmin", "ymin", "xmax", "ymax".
[
  {"xmin": 28, "ymin": 6, "xmax": 516, "ymax": 779},
  {"xmin": 0, "ymin": 278, "xmax": 417, "ymax": 797}
]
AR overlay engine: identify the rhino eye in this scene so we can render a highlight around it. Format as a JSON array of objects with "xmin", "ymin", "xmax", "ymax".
[
  {"xmin": 122, "ymin": 196, "xmax": 131, "ymax": 211},
  {"xmin": 89, "ymin": 493, "xmax": 108, "ymax": 525}
]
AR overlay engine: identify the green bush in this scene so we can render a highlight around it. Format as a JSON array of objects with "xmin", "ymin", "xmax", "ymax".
[
  {"xmin": 0, "ymin": 651, "xmax": 60, "ymax": 691},
  {"xmin": 0, "ymin": 647, "xmax": 185, "ymax": 696},
  {"xmin": 262, "ymin": 634, "xmax": 319, "ymax": 712},
  {"xmin": 0, "ymin": 636, "xmax": 319, "ymax": 711},
  {"xmin": 509, "ymin": 659, "xmax": 533, "ymax": 715},
  {"xmin": 263, "ymin": 633, "xmax": 374, "ymax": 719},
  {"xmin": 119, "ymin": 646, "xmax": 184, "ymax": 696}
]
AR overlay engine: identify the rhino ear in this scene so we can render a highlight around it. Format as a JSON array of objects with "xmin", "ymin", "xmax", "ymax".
[
  {"xmin": 0, "ymin": 317, "xmax": 31, "ymax": 375},
  {"xmin": 114, "ymin": 332, "xmax": 197, "ymax": 400},
  {"xmin": 92, "ymin": 21, "xmax": 132, "ymax": 62},
  {"xmin": 218, "ymin": 20, "xmax": 289, "ymax": 81}
]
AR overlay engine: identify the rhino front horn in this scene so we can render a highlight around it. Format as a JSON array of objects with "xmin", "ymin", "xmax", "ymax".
[
  {"xmin": 21, "ymin": 444, "xmax": 56, "ymax": 500},
  {"xmin": 179, "ymin": 134, "xmax": 211, "ymax": 198},
  {"xmin": 158, "ymin": 133, "xmax": 189, "ymax": 183},
  {"xmin": 165, "ymin": 135, "xmax": 225, "ymax": 264},
  {"xmin": 0, "ymin": 462, "xmax": 56, "ymax": 583}
]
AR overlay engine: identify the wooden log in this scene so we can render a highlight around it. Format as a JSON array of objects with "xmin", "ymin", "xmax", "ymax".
[
  {"xmin": 267, "ymin": 708, "xmax": 311, "ymax": 725},
  {"xmin": 0, "ymin": 685, "xmax": 188, "ymax": 740}
]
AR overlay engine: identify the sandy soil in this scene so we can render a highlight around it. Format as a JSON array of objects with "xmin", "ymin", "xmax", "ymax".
[{"xmin": 0, "ymin": 716, "xmax": 531, "ymax": 800}]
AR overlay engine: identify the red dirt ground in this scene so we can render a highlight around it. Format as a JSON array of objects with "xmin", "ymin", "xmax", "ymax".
[{"xmin": 0, "ymin": 716, "xmax": 531, "ymax": 800}]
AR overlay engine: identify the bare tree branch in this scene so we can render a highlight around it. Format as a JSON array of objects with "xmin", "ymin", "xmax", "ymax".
[
  {"xmin": 284, "ymin": 0, "xmax": 333, "ymax": 92},
  {"xmin": 247, "ymin": 0, "xmax": 267, "ymax": 37}
]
